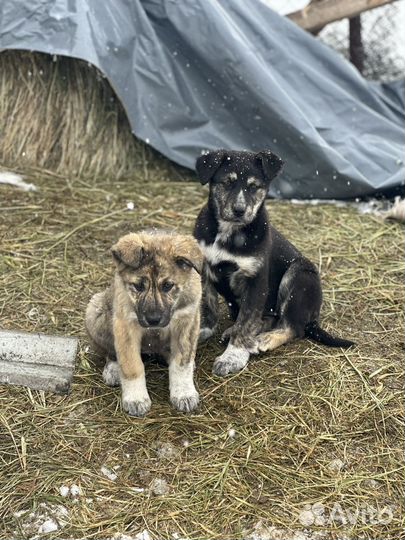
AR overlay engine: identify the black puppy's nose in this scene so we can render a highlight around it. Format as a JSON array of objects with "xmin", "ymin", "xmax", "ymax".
[
  {"xmin": 145, "ymin": 312, "xmax": 162, "ymax": 326},
  {"xmin": 232, "ymin": 205, "xmax": 245, "ymax": 217}
]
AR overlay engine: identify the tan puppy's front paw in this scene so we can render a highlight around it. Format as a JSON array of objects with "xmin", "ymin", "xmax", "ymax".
[
  {"xmin": 171, "ymin": 391, "xmax": 200, "ymax": 413},
  {"xmin": 123, "ymin": 397, "xmax": 152, "ymax": 417},
  {"xmin": 121, "ymin": 376, "xmax": 151, "ymax": 417},
  {"xmin": 169, "ymin": 360, "xmax": 199, "ymax": 413}
]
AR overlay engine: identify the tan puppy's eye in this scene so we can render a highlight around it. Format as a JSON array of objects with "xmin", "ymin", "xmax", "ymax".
[
  {"xmin": 131, "ymin": 282, "xmax": 145, "ymax": 292},
  {"xmin": 161, "ymin": 281, "xmax": 174, "ymax": 293}
]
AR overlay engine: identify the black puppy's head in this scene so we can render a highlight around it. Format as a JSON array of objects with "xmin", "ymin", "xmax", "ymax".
[{"xmin": 196, "ymin": 149, "xmax": 283, "ymax": 225}]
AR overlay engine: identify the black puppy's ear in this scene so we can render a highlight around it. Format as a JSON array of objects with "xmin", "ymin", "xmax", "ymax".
[
  {"xmin": 195, "ymin": 150, "xmax": 227, "ymax": 185},
  {"xmin": 256, "ymin": 150, "xmax": 284, "ymax": 182}
]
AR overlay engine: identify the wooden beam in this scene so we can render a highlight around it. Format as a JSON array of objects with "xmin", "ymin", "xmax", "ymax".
[
  {"xmin": 287, "ymin": 0, "xmax": 398, "ymax": 32},
  {"xmin": 349, "ymin": 15, "xmax": 364, "ymax": 74}
]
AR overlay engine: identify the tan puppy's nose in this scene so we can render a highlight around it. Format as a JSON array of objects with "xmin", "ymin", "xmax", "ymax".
[{"xmin": 145, "ymin": 311, "xmax": 162, "ymax": 327}]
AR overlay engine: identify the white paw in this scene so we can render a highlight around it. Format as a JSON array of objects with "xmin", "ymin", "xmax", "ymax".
[
  {"xmin": 212, "ymin": 345, "xmax": 250, "ymax": 377},
  {"xmin": 102, "ymin": 360, "xmax": 120, "ymax": 387},
  {"xmin": 169, "ymin": 360, "xmax": 199, "ymax": 413},
  {"xmin": 121, "ymin": 376, "xmax": 151, "ymax": 417},
  {"xmin": 170, "ymin": 390, "xmax": 200, "ymax": 413},
  {"xmin": 122, "ymin": 397, "xmax": 152, "ymax": 417},
  {"xmin": 199, "ymin": 326, "xmax": 215, "ymax": 343}
]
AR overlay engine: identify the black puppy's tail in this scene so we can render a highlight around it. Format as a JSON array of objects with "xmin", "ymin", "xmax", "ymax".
[{"xmin": 305, "ymin": 321, "xmax": 354, "ymax": 348}]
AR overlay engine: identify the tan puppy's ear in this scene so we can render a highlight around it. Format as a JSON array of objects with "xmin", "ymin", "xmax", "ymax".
[
  {"xmin": 111, "ymin": 233, "xmax": 146, "ymax": 270},
  {"xmin": 173, "ymin": 236, "xmax": 204, "ymax": 275}
]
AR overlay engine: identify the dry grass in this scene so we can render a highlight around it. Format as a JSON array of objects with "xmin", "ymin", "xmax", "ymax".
[{"xmin": 0, "ymin": 166, "xmax": 404, "ymax": 539}]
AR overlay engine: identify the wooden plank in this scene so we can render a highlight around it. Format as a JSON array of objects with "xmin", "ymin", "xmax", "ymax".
[
  {"xmin": 287, "ymin": 0, "xmax": 398, "ymax": 32},
  {"xmin": 0, "ymin": 329, "xmax": 78, "ymax": 394}
]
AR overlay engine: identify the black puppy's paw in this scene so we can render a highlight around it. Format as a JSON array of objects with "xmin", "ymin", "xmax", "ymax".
[
  {"xmin": 220, "ymin": 325, "xmax": 236, "ymax": 343},
  {"xmin": 212, "ymin": 345, "xmax": 250, "ymax": 377},
  {"xmin": 199, "ymin": 326, "xmax": 216, "ymax": 343}
]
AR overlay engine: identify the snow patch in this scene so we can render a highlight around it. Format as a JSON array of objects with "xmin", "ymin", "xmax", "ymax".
[
  {"xmin": 288, "ymin": 197, "xmax": 405, "ymax": 222},
  {"xmin": 101, "ymin": 465, "xmax": 118, "ymax": 481},
  {"xmin": 244, "ymin": 520, "xmax": 329, "ymax": 540},
  {"xmin": 13, "ymin": 502, "xmax": 68, "ymax": 537},
  {"xmin": 382, "ymin": 196, "xmax": 405, "ymax": 222},
  {"xmin": 59, "ymin": 485, "xmax": 70, "ymax": 497},
  {"xmin": 111, "ymin": 531, "xmax": 151, "ymax": 540},
  {"xmin": 38, "ymin": 518, "xmax": 58, "ymax": 534},
  {"xmin": 134, "ymin": 531, "xmax": 151, "ymax": 540},
  {"xmin": 149, "ymin": 477, "xmax": 170, "ymax": 496},
  {"xmin": 327, "ymin": 458, "xmax": 345, "ymax": 474},
  {"xmin": 59, "ymin": 483, "xmax": 81, "ymax": 498},
  {"xmin": 0, "ymin": 171, "xmax": 37, "ymax": 191},
  {"xmin": 156, "ymin": 442, "xmax": 180, "ymax": 460},
  {"xmin": 172, "ymin": 533, "xmax": 191, "ymax": 540},
  {"xmin": 131, "ymin": 486, "xmax": 145, "ymax": 493}
]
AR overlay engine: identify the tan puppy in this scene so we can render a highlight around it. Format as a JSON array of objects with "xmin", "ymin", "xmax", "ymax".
[{"xmin": 85, "ymin": 230, "xmax": 203, "ymax": 417}]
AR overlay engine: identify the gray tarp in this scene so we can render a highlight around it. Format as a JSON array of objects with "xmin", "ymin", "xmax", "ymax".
[{"xmin": 0, "ymin": 0, "xmax": 404, "ymax": 199}]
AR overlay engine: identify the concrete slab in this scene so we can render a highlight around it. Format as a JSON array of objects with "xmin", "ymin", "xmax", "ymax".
[{"xmin": 0, "ymin": 329, "xmax": 78, "ymax": 394}]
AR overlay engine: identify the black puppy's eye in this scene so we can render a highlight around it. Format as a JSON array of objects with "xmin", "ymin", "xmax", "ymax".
[
  {"xmin": 131, "ymin": 282, "xmax": 145, "ymax": 292},
  {"xmin": 249, "ymin": 184, "xmax": 259, "ymax": 192},
  {"xmin": 161, "ymin": 281, "xmax": 174, "ymax": 293}
]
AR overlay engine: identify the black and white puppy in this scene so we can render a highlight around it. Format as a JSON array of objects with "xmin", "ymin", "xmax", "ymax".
[{"xmin": 194, "ymin": 149, "xmax": 354, "ymax": 377}]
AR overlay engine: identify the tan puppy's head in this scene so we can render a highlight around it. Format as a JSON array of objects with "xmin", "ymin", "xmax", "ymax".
[{"xmin": 112, "ymin": 232, "xmax": 203, "ymax": 328}]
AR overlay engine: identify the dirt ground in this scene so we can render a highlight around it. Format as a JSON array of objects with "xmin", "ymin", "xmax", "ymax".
[{"xmin": 0, "ymin": 168, "xmax": 404, "ymax": 540}]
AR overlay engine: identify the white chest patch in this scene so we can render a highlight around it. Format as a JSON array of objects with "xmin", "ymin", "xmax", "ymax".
[{"xmin": 199, "ymin": 239, "xmax": 262, "ymax": 277}]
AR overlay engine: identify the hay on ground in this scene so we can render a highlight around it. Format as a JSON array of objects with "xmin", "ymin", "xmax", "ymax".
[{"xmin": 0, "ymin": 168, "xmax": 404, "ymax": 539}]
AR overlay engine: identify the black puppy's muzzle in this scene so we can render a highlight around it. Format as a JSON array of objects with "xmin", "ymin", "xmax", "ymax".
[
  {"xmin": 232, "ymin": 206, "xmax": 246, "ymax": 219},
  {"xmin": 231, "ymin": 199, "xmax": 247, "ymax": 220}
]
